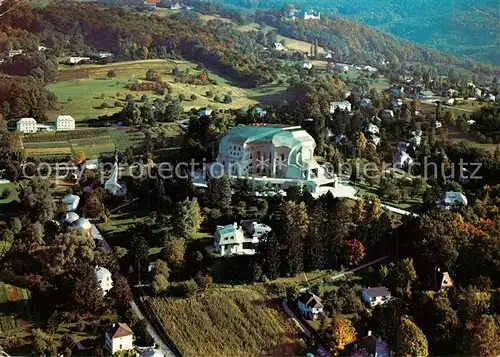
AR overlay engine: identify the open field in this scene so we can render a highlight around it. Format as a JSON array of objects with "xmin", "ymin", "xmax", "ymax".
[
  {"xmin": 48, "ymin": 59, "xmax": 266, "ymax": 121},
  {"xmin": 144, "ymin": 287, "xmax": 302, "ymax": 356}
]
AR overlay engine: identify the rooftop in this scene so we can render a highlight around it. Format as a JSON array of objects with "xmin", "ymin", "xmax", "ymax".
[
  {"xmin": 107, "ymin": 323, "xmax": 133, "ymax": 339},
  {"xmin": 363, "ymin": 286, "xmax": 391, "ymax": 298},
  {"xmin": 298, "ymin": 291, "xmax": 323, "ymax": 308}
]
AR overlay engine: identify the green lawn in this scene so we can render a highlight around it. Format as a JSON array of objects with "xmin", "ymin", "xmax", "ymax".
[
  {"xmin": 47, "ymin": 59, "xmax": 267, "ymax": 121},
  {"xmin": 0, "ymin": 183, "xmax": 19, "ymax": 205}
]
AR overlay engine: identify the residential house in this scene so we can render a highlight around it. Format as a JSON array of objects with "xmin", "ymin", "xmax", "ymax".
[
  {"xmin": 484, "ymin": 93, "xmax": 496, "ymax": 102},
  {"xmin": 299, "ymin": 61, "xmax": 313, "ymax": 69},
  {"xmin": 474, "ymin": 88, "xmax": 482, "ymax": 97},
  {"xmin": 419, "ymin": 90, "xmax": 435, "ymax": 99},
  {"xmin": 215, "ymin": 124, "xmax": 336, "ymax": 193},
  {"xmin": 467, "ymin": 119, "xmax": 476, "ymax": 126},
  {"xmin": 61, "ymin": 194, "xmax": 80, "ymax": 212},
  {"xmin": 96, "ymin": 51, "xmax": 113, "ymax": 59},
  {"xmin": 360, "ymin": 98, "xmax": 372, "ymax": 108},
  {"xmin": 446, "ymin": 98, "xmax": 455, "ymax": 106},
  {"xmin": 439, "ymin": 191, "xmax": 468, "ymax": 210},
  {"xmin": 16, "ymin": 118, "xmax": 37, "ymax": 133},
  {"xmin": 246, "ymin": 106, "xmax": 267, "ymax": 118},
  {"xmin": 8, "ymin": 49, "xmax": 23, "ymax": 57},
  {"xmin": 365, "ymin": 123, "xmax": 379, "ymax": 135},
  {"xmin": 213, "ymin": 220, "xmax": 271, "ymax": 256},
  {"xmin": 409, "ymin": 130, "xmax": 422, "ymax": 147},
  {"xmin": 66, "ymin": 57, "xmax": 90, "ymax": 65},
  {"xmin": 297, "ymin": 291, "xmax": 324, "ymax": 320},
  {"xmin": 273, "ymin": 42, "xmax": 285, "ymax": 51},
  {"xmin": 382, "ymin": 109, "xmax": 394, "ymax": 118},
  {"xmin": 198, "ymin": 106, "xmax": 213, "ymax": 117},
  {"xmin": 95, "ymin": 266, "xmax": 113, "ymax": 295},
  {"xmin": 361, "ymin": 287, "xmax": 391, "ymax": 308},
  {"xmin": 351, "ymin": 331, "xmax": 393, "ymax": 357},
  {"xmin": 105, "ymin": 323, "xmax": 134, "ymax": 355},
  {"xmin": 435, "ymin": 121, "xmax": 442, "ymax": 129},
  {"xmin": 144, "ymin": 0, "xmax": 159, "ymax": 9},
  {"xmin": 366, "ymin": 134, "xmax": 381, "ymax": 146},
  {"xmin": 363, "ymin": 65, "xmax": 377, "ymax": 73},
  {"xmin": 56, "ymin": 115, "xmax": 75, "ymax": 131},
  {"xmin": 334, "ymin": 63, "xmax": 349, "ymax": 72},
  {"xmin": 330, "ymin": 101, "xmax": 352, "ymax": 113},
  {"xmin": 446, "ymin": 88, "xmax": 458, "ymax": 97},
  {"xmin": 392, "ymin": 150, "xmax": 413, "ymax": 169},
  {"xmin": 438, "ymin": 271, "xmax": 453, "ymax": 291},
  {"xmin": 170, "ymin": 2, "xmax": 183, "ymax": 10},
  {"xmin": 325, "ymin": 52, "xmax": 333, "ymax": 60},
  {"xmin": 288, "ymin": 9, "xmax": 320, "ymax": 20},
  {"xmin": 371, "ymin": 116, "xmax": 382, "ymax": 125}
]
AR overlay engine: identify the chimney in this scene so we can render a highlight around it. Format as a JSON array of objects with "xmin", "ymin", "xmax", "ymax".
[
  {"xmin": 233, "ymin": 222, "xmax": 238, "ymax": 229},
  {"xmin": 367, "ymin": 330, "xmax": 372, "ymax": 336}
]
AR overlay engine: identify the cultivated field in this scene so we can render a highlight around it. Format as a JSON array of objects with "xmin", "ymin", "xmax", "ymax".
[
  {"xmin": 48, "ymin": 59, "xmax": 260, "ymax": 121},
  {"xmin": 145, "ymin": 287, "xmax": 302, "ymax": 356}
]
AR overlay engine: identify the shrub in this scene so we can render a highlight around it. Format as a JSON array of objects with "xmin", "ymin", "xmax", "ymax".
[
  {"xmin": 125, "ymin": 94, "xmax": 134, "ymax": 102},
  {"xmin": 67, "ymin": 97, "xmax": 73, "ymax": 102},
  {"xmin": 179, "ymin": 94, "xmax": 186, "ymax": 101},
  {"xmin": 99, "ymin": 102, "xmax": 108, "ymax": 109},
  {"xmin": 172, "ymin": 280, "xmax": 198, "ymax": 298},
  {"xmin": 0, "ymin": 188, "xmax": 10, "ymax": 200},
  {"xmin": 107, "ymin": 70, "xmax": 116, "ymax": 78},
  {"xmin": 223, "ymin": 94, "xmax": 233, "ymax": 104},
  {"xmin": 213, "ymin": 94, "xmax": 222, "ymax": 102},
  {"xmin": 114, "ymin": 101, "xmax": 123, "ymax": 107},
  {"xmin": 206, "ymin": 90, "xmax": 213, "ymax": 97},
  {"xmin": 190, "ymin": 94, "xmax": 197, "ymax": 101}
]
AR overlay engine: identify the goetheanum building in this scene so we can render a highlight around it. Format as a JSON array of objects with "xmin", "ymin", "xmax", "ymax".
[{"xmin": 213, "ymin": 124, "xmax": 336, "ymax": 193}]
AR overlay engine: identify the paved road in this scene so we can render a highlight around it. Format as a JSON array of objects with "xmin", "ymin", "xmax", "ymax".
[
  {"xmin": 281, "ymin": 298, "xmax": 312, "ymax": 337},
  {"xmin": 130, "ymin": 300, "xmax": 177, "ymax": 357}
]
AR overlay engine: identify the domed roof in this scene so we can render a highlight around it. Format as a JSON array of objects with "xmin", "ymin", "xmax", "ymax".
[
  {"xmin": 63, "ymin": 212, "xmax": 80, "ymax": 224},
  {"xmin": 61, "ymin": 194, "xmax": 80, "ymax": 204},
  {"xmin": 72, "ymin": 217, "xmax": 92, "ymax": 230},
  {"xmin": 95, "ymin": 266, "xmax": 112, "ymax": 280}
]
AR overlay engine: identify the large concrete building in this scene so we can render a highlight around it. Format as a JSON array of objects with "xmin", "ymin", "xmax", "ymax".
[
  {"xmin": 16, "ymin": 118, "xmax": 38, "ymax": 133},
  {"xmin": 56, "ymin": 115, "xmax": 76, "ymax": 131},
  {"xmin": 213, "ymin": 124, "xmax": 336, "ymax": 193},
  {"xmin": 16, "ymin": 116, "xmax": 75, "ymax": 133}
]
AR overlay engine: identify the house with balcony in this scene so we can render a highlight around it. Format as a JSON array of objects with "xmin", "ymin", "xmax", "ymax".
[
  {"xmin": 213, "ymin": 220, "xmax": 271, "ymax": 256},
  {"xmin": 361, "ymin": 287, "xmax": 391, "ymax": 308}
]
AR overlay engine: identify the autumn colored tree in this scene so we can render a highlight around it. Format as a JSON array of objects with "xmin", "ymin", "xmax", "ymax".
[
  {"xmin": 395, "ymin": 316, "xmax": 429, "ymax": 357},
  {"xmin": 323, "ymin": 317, "xmax": 357, "ymax": 354},
  {"xmin": 464, "ymin": 315, "xmax": 500, "ymax": 357},
  {"xmin": 355, "ymin": 132, "xmax": 366, "ymax": 157},
  {"xmin": 343, "ymin": 239, "xmax": 365, "ymax": 267}
]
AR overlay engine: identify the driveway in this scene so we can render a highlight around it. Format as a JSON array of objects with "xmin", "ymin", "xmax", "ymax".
[{"xmin": 130, "ymin": 300, "xmax": 177, "ymax": 357}]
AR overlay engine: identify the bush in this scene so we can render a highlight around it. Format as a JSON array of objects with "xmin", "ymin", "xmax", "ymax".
[
  {"xmin": 190, "ymin": 94, "xmax": 197, "ymax": 101},
  {"xmin": 0, "ymin": 188, "xmax": 10, "ymax": 200},
  {"xmin": 172, "ymin": 67, "xmax": 181, "ymax": 75},
  {"xmin": 179, "ymin": 94, "xmax": 186, "ymax": 101},
  {"xmin": 99, "ymin": 102, "xmax": 108, "ymax": 109},
  {"xmin": 125, "ymin": 94, "xmax": 134, "ymax": 102},
  {"xmin": 165, "ymin": 94, "xmax": 173, "ymax": 102},
  {"xmin": 223, "ymin": 94, "xmax": 233, "ymax": 104},
  {"xmin": 114, "ymin": 101, "xmax": 123, "ymax": 107},
  {"xmin": 213, "ymin": 94, "xmax": 222, "ymax": 102},
  {"xmin": 67, "ymin": 97, "xmax": 73, "ymax": 102},
  {"xmin": 107, "ymin": 70, "xmax": 116, "ymax": 78},
  {"xmin": 171, "ymin": 279, "xmax": 198, "ymax": 298},
  {"xmin": 206, "ymin": 90, "xmax": 214, "ymax": 97}
]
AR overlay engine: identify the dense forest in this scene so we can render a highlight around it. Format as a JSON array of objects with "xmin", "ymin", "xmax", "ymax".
[{"xmin": 211, "ymin": 0, "xmax": 500, "ymax": 65}]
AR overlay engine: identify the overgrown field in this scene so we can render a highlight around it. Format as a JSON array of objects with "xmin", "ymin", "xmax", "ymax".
[
  {"xmin": 48, "ymin": 59, "xmax": 262, "ymax": 121},
  {"xmin": 145, "ymin": 287, "xmax": 301, "ymax": 356},
  {"xmin": 0, "ymin": 283, "xmax": 32, "ymax": 333}
]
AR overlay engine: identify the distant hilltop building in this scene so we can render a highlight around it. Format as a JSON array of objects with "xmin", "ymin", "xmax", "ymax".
[
  {"xmin": 65, "ymin": 57, "xmax": 91, "ymax": 65},
  {"xmin": 211, "ymin": 124, "xmax": 337, "ymax": 193},
  {"xmin": 287, "ymin": 8, "xmax": 320, "ymax": 20},
  {"xmin": 16, "ymin": 116, "xmax": 75, "ymax": 133}
]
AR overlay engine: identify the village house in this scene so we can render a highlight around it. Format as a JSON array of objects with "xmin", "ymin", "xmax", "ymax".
[
  {"xmin": 438, "ymin": 271, "xmax": 453, "ymax": 291},
  {"xmin": 62, "ymin": 212, "xmax": 80, "ymax": 225},
  {"xmin": 366, "ymin": 134, "xmax": 381, "ymax": 146},
  {"xmin": 392, "ymin": 150, "xmax": 413, "ymax": 169},
  {"xmin": 214, "ymin": 220, "xmax": 271, "ymax": 256},
  {"xmin": 439, "ymin": 191, "xmax": 468, "ymax": 210},
  {"xmin": 446, "ymin": 88, "xmax": 458, "ymax": 97},
  {"xmin": 297, "ymin": 291, "xmax": 324, "ymax": 320},
  {"xmin": 56, "ymin": 115, "xmax": 76, "ymax": 131},
  {"xmin": 273, "ymin": 42, "xmax": 286, "ymax": 51},
  {"xmin": 95, "ymin": 266, "xmax": 113, "ymax": 296},
  {"xmin": 16, "ymin": 118, "xmax": 37, "ymax": 133},
  {"xmin": 105, "ymin": 323, "xmax": 134, "ymax": 355},
  {"xmin": 334, "ymin": 63, "xmax": 350, "ymax": 72},
  {"xmin": 365, "ymin": 123, "xmax": 379, "ymax": 135},
  {"xmin": 351, "ymin": 331, "xmax": 393, "ymax": 357},
  {"xmin": 198, "ymin": 106, "xmax": 213, "ymax": 117},
  {"xmin": 8, "ymin": 49, "xmax": 23, "ymax": 57},
  {"xmin": 361, "ymin": 287, "xmax": 391, "ymax": 308},
  {"xmin": 70, "ymin": 217, "xmax": 92, "ymax": 234},
  {"xmin": 288, "ymin": 8, "xmax": 320, "ymax": 20},
  {"xmin": 213, "ymin": 124, "xmax": 337, "ymax": 193},
  {"xmin": 330, "ymin": 101, "xmax": 352, "ymax": 113},
  {"xmin": 299, "ymin": 61, "xmax": 313, "ymax": 69},
  {"xmin": 382, "ymin": 109, "xmax": 394, "ymax": 118},
  {"xmin": 484, "ymin": 93, "xmax": 496, "ymax": 102},
  {"xmin": 66, "ymin": 57, "xmax": 91, "ymax": 65}
]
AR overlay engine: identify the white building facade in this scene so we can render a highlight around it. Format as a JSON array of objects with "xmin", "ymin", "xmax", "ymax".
[
  {"xmin": 56, "ymin": 115, "xmax": 75, "ymax": 131},
  {"xmin": 105, "ymin": 323, "xmax": 134, "ymax": 355},
  {"xmin": 330, "ymin": 101, "xmax": 352, "ymax": 113},
  {"xmin": 16, "ymin": 118, "xmax": 37, "ymax": 133},
  {"xmin": 214, "ymin": 220, "xmax": 271, "ymax": 256},
  {"xmin": 214, "ymin": 125, "xmax": 336, "ymax": 193},
  {"xmin": 95, "ymin": 266, "xmax": 113, "ymax": 295}
]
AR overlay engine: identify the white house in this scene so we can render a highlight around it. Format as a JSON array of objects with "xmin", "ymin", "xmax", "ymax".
[
  {"xmin": 351, "ymin": 331, "xmax": 393, "ymax": 357},
  {"xmin": 363, "ymin": 65, "xmax": 378, "ymax": 73},
  {"xmin": 365, "ymin": 123, "xmax": 379, "ymax": 135},
  {"xmin": 105, "ymin": 323, "xmax": 134, "ymax": 355},
  {"xmin": 474, "ymin": 88, "xmax": 482, "ymax": 97},
  {"xmin": 484, "ymin": 93, "xmax": 496, "ymax": 102},
  {"xmin": 62, "ymin": 212, "xmax": 80, "ymax": 225},
  {"xmin": 214, "ymin": 220, "xmax": 271, "ymax": 256},
  {"xmin": 71, "ymin": 217, "xmax": 92, "ymax": 233},
  {"xmin": 383, "ymin": 109, "xmax": 394, "ymax": 118},
  {"xmin": 446, "ymin": 88, "xmax": 458, "ymax": 97},
  {"xmin": 361, "ymin": 287, "xmax": 391, "ymax": 308},
  {"xmin": 170, "ymin": 2, "xmax": 183, "ymax": 9},
  {"xmin": 297, "ymin": 291, "xmax": 323, "ymax": 320},
  {"xmin": 392, "ymin": 151, "xmax": 413, "ymax": 169},
  {"xmin": 435, "ymin": 121, "xmax": 442, "ymax": 129},
  {"xmin": 95, "ymin": 266, "xmax": 113, "ymax": 296},
  {"xmin": 214, "ymin": 124, "xmax": 336, "ymax": 193},
  {"xmin": 367, "ymin": 134, "xmax": 381, "ymax": 146},
  {"xmin": 467, "ymin": 119, "xmax": 476, "ymax": 126},
  {"xmin": 446, "ymin": 98, "xmax": 455, "ymax": 106},
  {"xmin": 16, "ymin": 118, "xmax": 37, "ymax": 133},
  {"xmin": 360, "ymin": 98, "xmax": 372, "ymax": 108},
  {"xmin": 439, "ymin": 191, "xmax": 468, "ymax": 210},
  {"xmin": 330, "ymin": 101, "xmax": 352, "ymax": 113},
  {"xmin": 8, "ymin": 49, "xmax": 23, "ymax": 57},
  {"xmin": 56, "ymin": 115, "xmax": 75, "ymax": 131},
  {"xmin": 325, "ymin": 52, "xmax": 333, "ymax": 60},
  {"xmin": 96, "ymin": 51, "xmax": 113, "ymax": 58},
  {"xmin": 334, "ymin": 63, "xmax": 349, "ymax": 72},
  {"xmin": 61, "ymin": 194, "xmax": 80, "ymax": 212},
  {"xmin": 300, "ymin": 61, "xmax": 313, "ymax": 69},
  {"xmin": 273, "ymin": 42, "xmax": 285, "ymax": 51},
  {"xmin": 198, "ymin": 106, "xmax": 213, "ymax": 117},
  {"xmin": 66, "ymin": 57, "xmax": 90, "ymax": 65}
]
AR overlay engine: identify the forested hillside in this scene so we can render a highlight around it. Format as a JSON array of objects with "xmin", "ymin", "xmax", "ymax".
[{"xmin": 214, "ymin": 0, "xmax": 500, "ymax": 65}]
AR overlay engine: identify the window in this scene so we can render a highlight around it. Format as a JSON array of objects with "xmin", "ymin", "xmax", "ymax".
[
  {"xmin": 119, "ymin": 344, "xmax": 122, "ymax": 349},
  {"xmin": 242, "ymin": 242, "xmax": 254, "ymax": 250}
]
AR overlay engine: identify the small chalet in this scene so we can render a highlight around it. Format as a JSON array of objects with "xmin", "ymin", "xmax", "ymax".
[
  {"xmin": 439, "ymin": 191, "xmax": 468, "ymax": 210},
  {"xmin": 105, "ymin": 323, "xmax": 134, "ymax": 355},
  {"xmin": 361, "ymin": 287, "xmax": 391, "ymax": 308},
  {"xmin": 439, "ymin": 271, "xmax": 453, "ymax": 291},
  {"xmin": 297, "ymin": 291, "xmax": 323, "ymax": 320}
]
